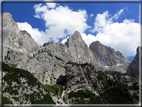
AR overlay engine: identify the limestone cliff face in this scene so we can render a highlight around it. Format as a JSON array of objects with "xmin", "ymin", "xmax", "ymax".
[
  {"xmin": 1, "ymin": 12, "xmax": 39, "ymax": 60},
  {"xmin": 2, "ymin": 12, "xmax": 135, "ymax": 87},
  {"xmin": 16, "ymin": 42, "xmax": 73, "ymax": 85},
  {"xmin": 2, "ymin": 12, "xmax": 23, "ymax": 48},
  {"xmin": 65, "ymin": 31, "xmax": 98, "ymax": 63},
  {"xmin": 126, "ymin": 46, "xmax": 142, "ymax": 80},
  {"xmin": 90, "ymin": 41, "xmax": 129, "ymax": 66},
  {"xmin": 20, "ymin": 30, "xmax": 39, "ymax": 52}
]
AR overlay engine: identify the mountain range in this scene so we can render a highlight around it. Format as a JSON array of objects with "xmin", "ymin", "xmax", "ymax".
[{"xmin": 1, "ymin": 12, "xmax": 141, "ymax": 105}]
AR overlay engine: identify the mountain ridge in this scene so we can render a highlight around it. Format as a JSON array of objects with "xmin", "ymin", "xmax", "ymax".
[{"xmin": 1, "ymin": 12, "xmax": 140, "ymax": 105}]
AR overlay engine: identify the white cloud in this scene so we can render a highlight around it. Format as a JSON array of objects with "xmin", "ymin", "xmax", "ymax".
[
  {"xmin": 88, "ymin": 9, "xmax": 140, "ymax": 57},
  {"xmin": 33, "ymin": 3, "xmax": 89, "ymax": 43},
  {"xmin": 113, "ymin": 8, "xmax": 124, "ymax": 20},
  {"xmin": 18, "ymin": 3, "xmax": 89, "ymax": 45}
]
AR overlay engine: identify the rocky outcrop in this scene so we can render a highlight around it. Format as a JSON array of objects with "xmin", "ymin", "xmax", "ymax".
[
  {"xmin": 1, "ymin": 12, "xmax": 39, "ymax": 60},
  {"xmin": 64, "ymin": 62, "xmax": 138, "ymax": 92},
  {"xmin": 89, "ymin": 41, "xmax": 129, "ymax": 66},
  {"xmin": 65, "ymin": 31, "xmax": 129, "ymax": 73},
  {"xmin": 63, "ymin": 62, "xmax": 139, "ymax": 104},
  {"xmin": 65, "ymin": 31, "xmax": 99, "ymax": 63},
  {"xmin": 16, "ymin": 42, "xmax": 73, "ymax": 86},
  {"xmin": 20, "ymin": 30, "xmax": 39, "ymax": 52},
  {"xmin": 126, "ymin": 46, "xmax": 142, "ymax": 80}
]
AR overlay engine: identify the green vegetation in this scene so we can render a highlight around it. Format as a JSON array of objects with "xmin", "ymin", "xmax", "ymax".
[
  {"xmin": 2, "ymin": 97, "xmax": 12, "ymax": 104},
  {"xmin": 2, "ymin": 62, "xmax": 40, "ymax": 87},
  {"xmin": 44, "ymin": 84, "xmax": 63, "ymax": 98},
  {"xmin": 66, "ymin": 62, "xmax": 138, "ymax": 104},
  {"xmin": 2, "ymin": 62, "xmax": 55, "ymax": 104},
  {"xmin": 66, "ymin": 61, "xmax": 95, "ymax": 70},
  {"xmin": 41, "ymin": 51, "xmax": 53, "ymax": 57},
  {"xmin": 68, "ymin": 82, "xmax": 138, "ymax": 104},
  {"xmin": 3, "ymin": 60, "xmax": 17, "ymax": 67},
  {"xmin": 15, "ymin": 51, "xmax": 24, "ymax": 56},
  {"xmin": 7, "ymin": 63, "xmax": 17, "ymax": 67},
  {"xmin": 29, "ymin": 53, "xmax": 38, "ymax": 59},
  {"xmin": 57, "ymin": 63, "xmax": 65, "ymax": 68},
  {"xmin": 68, "ymin": 90, "xmax": 95, "ymax": 104},
  {"xmin": 29, "ymin": 51, "xmax": 53, "ymax": 60},
  {"xmin": 32, "ymin": 93, "xmax": 55, "ymax": 104}
]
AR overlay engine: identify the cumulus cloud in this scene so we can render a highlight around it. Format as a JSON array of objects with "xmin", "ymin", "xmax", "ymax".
[
  {"xmin": 33, "ymin": 3, "xmax": 89, "ymax": 42},
  {"xmin": 87, "ymin": 9, "xmax": 140, "ymax": 57},
  {"xmin": 17, "ymin": 3, "xmax": 89, "ymax": 45}
]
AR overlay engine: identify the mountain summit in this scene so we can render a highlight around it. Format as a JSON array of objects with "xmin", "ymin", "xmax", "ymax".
[
  {"xmin": 90, "ymin": 41, "xmax": 127, "ymax": 66},
  {"xmin": 65, "ymin": 31, "xmax": 97, "ymax": 63},
  {"xmin": 71, "ymin": 30, "xmax": 82, "ymax": 41}
]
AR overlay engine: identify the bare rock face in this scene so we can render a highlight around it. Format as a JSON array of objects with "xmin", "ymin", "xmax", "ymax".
[
  {"xmin": 89, "ymin": 41, "xmax": 129, "ymax": 66},
  {"xmin": 17, "ymin": 42, "xmax": 73, "ymax": 85},
  {"xmin": 126, "ymin": 46, "xmax": 142, "ymax": 80},
  {"xmin": 1, "ymin": 12, "xmax": 39, "ymax": 60},
  {"xmin": 65, "ymin": 31, "xmax": 98, "ymax": 63},
  {"xmin": 20, "ymin": 30, "xmax": 39, "ymax": 52}
]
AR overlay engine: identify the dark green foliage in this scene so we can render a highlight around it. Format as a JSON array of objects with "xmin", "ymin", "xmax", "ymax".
[
  {"xmin": 67, "ymin": 65, "xmax": 138, "ymax": 104},
  {"xmin": 68, "ymin": 82, "xmax": 138, "ymax": 104},
  {"xmin": 68, "ymin": 90, "xmax": 94, "ymax": 99},
  {"xmin": 29, "ymin": 51, "xmax": 53, "ymax": 60},
  {"xmin": 8, "ymin": 63, "xmax": 17, "ymax": 67},
  {"xmin": 130, "ymin": 82, "xmax": 139, "ymax": 90},
  {"xmin": 3, "ymin": 97, "xmax": 12, "ymax": 104},
  {"xmin": 97, "ymin": 83, "xmax": 137, "ymax": 104},
  {"xmin": 68, "ymin": 90, "xmax": 95, "ymax": 104},
  {"xmin": 2, "ymin": 62, "xmax": 40, "ymax": 87},
  {"xmin": 3, "ymin": 60, "xmax": 17, "ymax": 67},
  {"xmin": 2, "ymin": 62, "xmax": 55, "ymax": 104},
  {"xmin": 43, "ymin": 84, "xmax": 63, "ymax": 98},
  {"xmin": 66, "ymin": 61, "xmax": 95, "ymax": 70},
  {"xmin": 32, "ymin": 93, "xmax": 55, "ymax": 104}
]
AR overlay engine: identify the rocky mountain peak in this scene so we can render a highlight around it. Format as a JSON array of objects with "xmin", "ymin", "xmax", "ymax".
[
  {"xmin": 90, "ymin": 41, "xmax": 108, "ymax": 55},
  {"xmin": 2, "ymin": 12, "xmax": 39, "ymax": 59},
  {"xmin": 126, "ymin": 46, "xmax": 142, "ymax": 80},
  {"xmin": 92, "ymin": 41, "xmax": 101, "ymax": 45},
  {"xmin": 2, "ymin": 12, "xmax": 12, "ymax": 20},
  {"xmin": 20, "ymin": 30, "xmax": 31, "ymax": 38},
  {"xmin": 65, "ymin": 31, "xmax": 97, "ymax": 63},
  {"xmin": 89, "ymin": 41, "xmax": 129, "ymax": 66},
  {"xmin": 71, "ymin": 30, "xmax": 82, "ymax": 41}
]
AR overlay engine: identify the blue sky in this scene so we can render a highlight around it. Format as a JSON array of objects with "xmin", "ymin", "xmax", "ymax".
[{"xmin": 2, "ymin": 1, "xmax": 140, "ymax": 61}]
